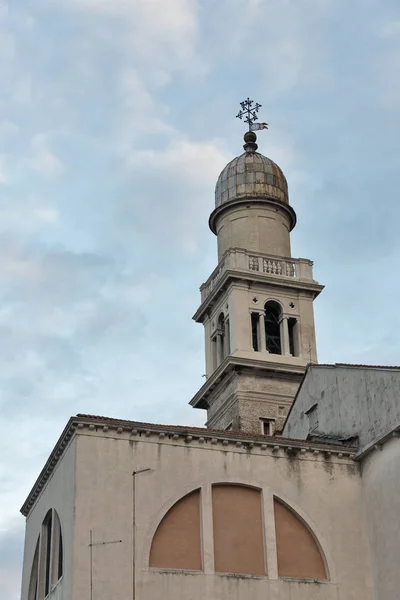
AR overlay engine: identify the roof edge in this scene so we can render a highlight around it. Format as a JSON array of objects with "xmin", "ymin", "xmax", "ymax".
[
  {"xmin": 20, "ymin": 417, "xmax": 77, "ymax": 517},
  {"xmin": 20, "ymin": 411, "xmax": 357, "ymax": 517}
]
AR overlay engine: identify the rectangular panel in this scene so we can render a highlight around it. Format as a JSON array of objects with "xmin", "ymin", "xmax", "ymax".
[{"xmin": 212, "ymin": 485, "xmax": 265, "ymax": 575}]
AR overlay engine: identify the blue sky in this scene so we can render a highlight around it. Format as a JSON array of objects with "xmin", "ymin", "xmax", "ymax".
[{"xmin": 1, "ymin": 0, "xmax": 400, "ymax": 597}]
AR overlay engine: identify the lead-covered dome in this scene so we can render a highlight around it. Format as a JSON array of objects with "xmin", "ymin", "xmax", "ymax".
[{"xmin": 215, "ymin": 131, "xmax": 288, "ymax": 208}]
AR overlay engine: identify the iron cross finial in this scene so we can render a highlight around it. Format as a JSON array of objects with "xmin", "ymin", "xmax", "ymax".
[{"xmin": 236, "ymin": 98, "xmax": 262, "ymax": 130}]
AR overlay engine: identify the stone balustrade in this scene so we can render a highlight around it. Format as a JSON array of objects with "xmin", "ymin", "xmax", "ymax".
[{"xmin": 200, "ymin": 249, "xmax": 315, "ymax": 302}]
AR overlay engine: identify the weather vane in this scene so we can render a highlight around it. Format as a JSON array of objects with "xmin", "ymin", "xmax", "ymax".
[{"xmin": 236, "ymin": 98, "xmax": 268, "ymax": 132}]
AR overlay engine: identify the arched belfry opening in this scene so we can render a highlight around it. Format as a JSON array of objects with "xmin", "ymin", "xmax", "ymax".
[
  {"xmin": 212, "ymin": 312, "xmax": 230, "ymax": 369},
  {"xmin": 264, "ymin": 301, "xmax": 282, "ymax": 355}
]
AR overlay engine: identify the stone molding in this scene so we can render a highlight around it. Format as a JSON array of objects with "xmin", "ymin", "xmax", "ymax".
[
  {"xmin": 190, "ymin": 355, "xmax": 306, "ymax": 410},
  {"xmin": 194, "ymin": 267, "xmax": 323, "ymax": 324},
  {"xmin": 209, "ymin": 197, "xmax": 297, "ymax": 235},
  {"xmin": 20, "ymin": 415, "xmax": 357, "ymax": 517}
]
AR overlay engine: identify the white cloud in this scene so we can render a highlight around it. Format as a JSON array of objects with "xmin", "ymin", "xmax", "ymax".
[
  {"xmin": 0, "ymin": 156, "xmax": 7, "ymax": 183},
  {"xmin": 128, "ymin": 138, "xmax": 227, "ymax": 186},
  {"xmin": 378, "ymin": 20, "xmax": 400, "ymax": 38},
  {"xmin": 29, "ymin": 134, "xmax": 65, "ymax": 177},
  {"xmin": 0, "ymin": 245, "xmax": 43, "ymax": 283},
  {"xmin": 116, "ymin": 68, "xmax": 176, "ymax": 142},
  {"xmin": 0, "ymin": 120, "xmax": 19, "ymax": 139},
  {"xmin": 58, "ymin": 0, "xmax": 199, "ymax": 65}
]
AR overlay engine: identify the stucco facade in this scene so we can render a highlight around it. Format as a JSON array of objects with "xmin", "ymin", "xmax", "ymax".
[{"xmin": 21, "ymin": 415, "xmax": 374, "ymax": 600}]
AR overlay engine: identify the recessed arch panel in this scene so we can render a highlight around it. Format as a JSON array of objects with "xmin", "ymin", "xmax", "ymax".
[
  {"xmin": 149, "ymin": 489, "xmax": 201, "ymax": 570},
  {"xmin": 28, "ymin": 538, "xmax": 39, "ymax": 600},
  {"xmin": 212, "ymin": 484, "xmax": 265, "ymax": 575},
  {"xmin": 274, "ymin": 498, "xmax": 327, "ymax": 580}
]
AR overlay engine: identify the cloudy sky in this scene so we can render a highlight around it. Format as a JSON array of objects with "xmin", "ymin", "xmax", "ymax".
[{"xmin": 1, "ymin": 0, "xmax": 400, "ymax": 597}]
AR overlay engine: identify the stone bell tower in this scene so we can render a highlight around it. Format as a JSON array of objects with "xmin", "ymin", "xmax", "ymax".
[{"xmin": 190, "ymin": 125, "xmax": 324, "ymax": 435}]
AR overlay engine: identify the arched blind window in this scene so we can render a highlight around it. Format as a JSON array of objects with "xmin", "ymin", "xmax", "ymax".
[{"xmin": 28, "ymin": 509, "xmax": 63, "ymax": 600}]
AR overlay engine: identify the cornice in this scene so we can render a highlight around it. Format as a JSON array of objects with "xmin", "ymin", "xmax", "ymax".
[
  {"xmin": 20, "ymin": 418, "xmax": 77, "ymax": 517},
  {"xmin": 193, "ymin": 269, "xmax": 324, "ymax": 323},
  {"xmin": 209, "ymin": 196, "xmax": 297, "ymax": 235},
  {"xmin": 21, "ymin": 412, "xmax": 356, "ymax": 517},
  {"xmin": 189, "ymin": 355, "xmax": 307, "ymax": 409}
]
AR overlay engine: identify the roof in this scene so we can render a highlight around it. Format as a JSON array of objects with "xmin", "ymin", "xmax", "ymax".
[
  {"xmin": 215, "ymin": 151, "xmax": 288, "ymax": 208},
  {"xmin": 318, "ymin": 363, "xmax": 400, "ymax": 370},
  {"xmin": 20, "ymin": 412, "xmax": 357, "ymax": 517},
  {"xmin": 283, "ymin": 362, "xmax": 400, "ymax": 433}
]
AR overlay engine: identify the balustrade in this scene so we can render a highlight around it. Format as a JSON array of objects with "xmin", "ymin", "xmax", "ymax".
[{"xmin": 200, "ymin": 249, "xmax": 314, "ymax": 302}]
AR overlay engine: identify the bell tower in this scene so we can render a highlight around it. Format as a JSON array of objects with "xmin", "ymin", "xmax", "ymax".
[{"xmin": 190, "ymin": 103, "xmax": 323, "ymax": 435}]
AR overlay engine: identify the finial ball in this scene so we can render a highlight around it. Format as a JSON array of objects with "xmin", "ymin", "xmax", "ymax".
[{"xmin": 244, "ymin": 131, "xmax": 257, "ymax": 144}]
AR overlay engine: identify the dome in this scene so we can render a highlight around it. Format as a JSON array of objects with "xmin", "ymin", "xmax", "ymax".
[{"xmin": 215, "ymin": 132, "xmax": 288, "ymax": 208}]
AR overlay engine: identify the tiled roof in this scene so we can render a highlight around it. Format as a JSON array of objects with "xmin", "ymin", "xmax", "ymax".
[{"xmin": 75, "ymin": 413, "xmax": 350, "ymax": 448}]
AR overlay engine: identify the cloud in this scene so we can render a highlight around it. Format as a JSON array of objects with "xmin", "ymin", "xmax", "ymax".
[
  {"xmin": 56, "ymin": 0, "xmax": 199, "ymax": 66},
  {"xmin": 123, "ymin": 137, "xmax": 228, "ymax": 253},
  {"xmin": 0, "ymin": 156, "xmax": 7, "ymax": 184},
  {"xmin": 29, "ymin": 134, "xmax": 65, "ymax": 177}
]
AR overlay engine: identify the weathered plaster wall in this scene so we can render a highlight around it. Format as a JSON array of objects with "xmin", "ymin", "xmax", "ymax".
[
  {"xmin": 361, "ymin": 436, "xmax": 400, "ymax": 600},
  {"xmin": 69, "ymin": 429, "xmax": 372, "ymax": 600},
  {"xmin": 72, "ymin": 433, "xmax": 134, "ymax": 600},
  {"xmin": 20, "ymin": 438, "xmax": 77, "ymax": 600},
  {"xmin": 215, "ymin": 205, "xmax": 292, "ymax": 261},
  {"xmin": 283, "ymin": 365, "xmax": 400, "ymax": 449}
]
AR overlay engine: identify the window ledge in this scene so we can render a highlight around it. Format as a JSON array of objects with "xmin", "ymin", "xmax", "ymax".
[
  {"xmin": 280, "ymin": 576, "xmax": 328, "ymax": 584},
  {"xmin": 216, "ymin": 572, "xmax": 265, "ymax": 580},
  {"xmin": 149, "ymin": 568, "xmax": 203, "ymax": 575}
]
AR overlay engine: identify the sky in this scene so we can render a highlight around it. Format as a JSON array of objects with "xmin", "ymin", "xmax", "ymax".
[{"xmin": 1, "ymin": 0, "xmax": 400, "ymax": 597}]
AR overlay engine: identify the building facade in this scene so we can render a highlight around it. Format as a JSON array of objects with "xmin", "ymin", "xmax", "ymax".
[{"xmin": 20, "ymin": 131, "xmax": 400, "ymax": 600}]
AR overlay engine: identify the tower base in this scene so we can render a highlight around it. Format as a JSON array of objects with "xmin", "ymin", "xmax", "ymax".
[{"xmin": 190, "ymin": 356, "xmax": 307, "ymax": 435}]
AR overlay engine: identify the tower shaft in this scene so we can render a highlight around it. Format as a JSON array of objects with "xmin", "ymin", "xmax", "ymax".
[{"xmin": 190, "ymin": 132, "xmax": 323, "ymax": 435}]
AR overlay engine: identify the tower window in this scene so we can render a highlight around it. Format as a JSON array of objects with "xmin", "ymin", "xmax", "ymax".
[
  {"xmin": 213, "ymin": 312, "xmax": 230, "ymax": 369},
  {"xmin": 44, "ymin": 512, "xmax": 52, "ymax": 596},
  {"xmin": 264, "ymin": 301, "xmax": 282, "ymax": 354},
  {"xmin": 288, "ymin": 317, "xmax": 298, "ymax": 357},
  {"xmin": 251, "ymin": 312, "xmax": 260, "ymax": 351},
  {"xmin": 260, "ymin": 418, "xmax": 275, "ymax": 436}
]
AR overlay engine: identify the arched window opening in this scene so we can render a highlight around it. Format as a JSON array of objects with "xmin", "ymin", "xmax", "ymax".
[
  {"xmin": 28, "ymin": 538, "xmax": 39, "ymax": 600},
  {"xmin": 265, "ymin": 301, "xmax": 282, "ymax": 354},
  {"xmin": 57, "ymin": 528, "xmax": 63, "ymax": 580},
  {"xmin": 149, "ymin": 489, "xmax": 202, "ymax": 570},
  {"xmin": 288, "ymin": 317, "xmax": 298, "ymax": 357},
  {"xmin": 274, "ymin": 498, "xmax": 328, "ymax": 580},
  {"xmin": 213, "ymin": 312, "xmax": 229, "ymax": 369},
  {"xmin": 224, "ymin": 318, "xmax": 230, "ymax": 356},
  {"xmin": 43, "ymin": 511, "xmax": 52, "ymax": 597},
  {"xmin": 52, "ymin": 511, "xmax": 63, "ymax": 583},
  {"xmin": 251, "ymin": 313, "xmax": 260, "ymax": 351},
  {"xmin": 37, "ymin": 509, "xmax": 64, "ymax": 599}
]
